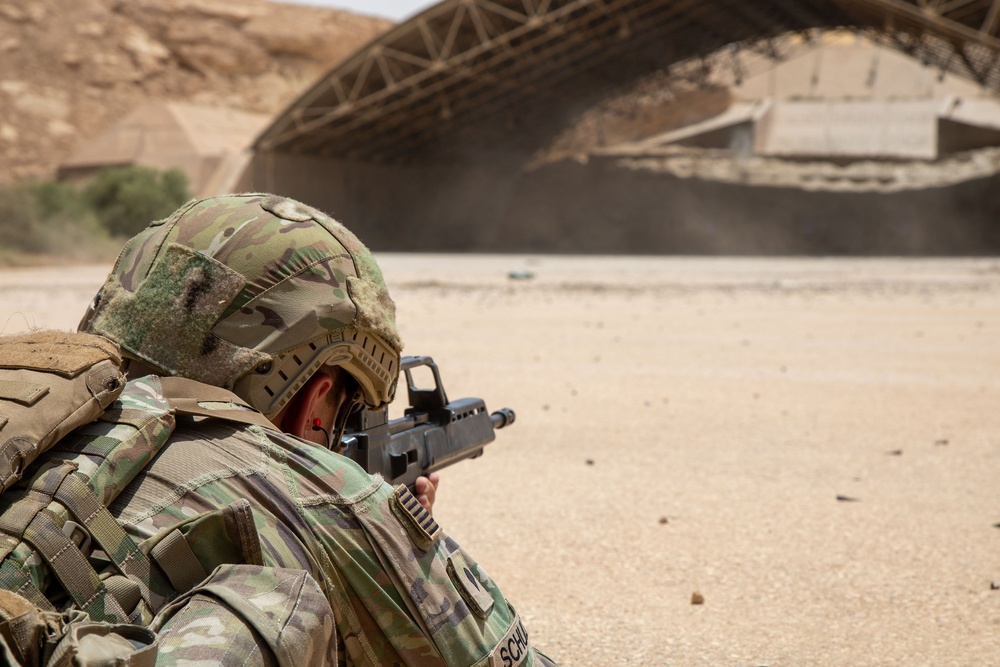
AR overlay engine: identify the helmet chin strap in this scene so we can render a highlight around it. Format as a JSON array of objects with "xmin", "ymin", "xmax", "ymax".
[
  {"xmin": 313, "ymin": 388, "xmax": 363, "ymax": 452},
  {"xmin": 332, "ymin": 389, "xmax": 363, "ymax": 452}
]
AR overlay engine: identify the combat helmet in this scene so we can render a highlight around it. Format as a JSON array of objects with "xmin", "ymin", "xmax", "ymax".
[{"xmin": 79, "ymin": 193, "xmax": 401, "ymax": 418}]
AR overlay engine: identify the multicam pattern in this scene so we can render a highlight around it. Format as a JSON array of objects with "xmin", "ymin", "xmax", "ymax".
[
  {"xmin": 79, "ymin": 193, "xmax": 401, "ymax": 413},
  {"xmin": 0, "ymin": 592, "xmax": 158, "ymax": 667},
  {"xmin": 106, "ymin": 387, "xmax": 552, "ymax": 666},
  {"xmin": 152, "ymin": 564, "xmax": 337, "ymax": 667},
  {"xmin": 4, "ymin": 374, "xmax": 556, "ymax": 665},
  {"xmin": 0, "ymin": 378, "xmax": 177, "ymax": 622},
  {"xmin": 57, "ymin": 376, "xmax": 176, "ymax": 506},
  {"xmin": 3, "ymin": 191, "xmax": 554, "ymax": 664}
]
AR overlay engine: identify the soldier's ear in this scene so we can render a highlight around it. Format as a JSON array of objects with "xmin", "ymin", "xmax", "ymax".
[{"xmin": 278, "ymin": 371, "xmax": 335, "ymax": 442}]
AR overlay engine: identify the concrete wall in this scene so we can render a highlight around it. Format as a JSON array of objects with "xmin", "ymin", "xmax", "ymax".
[
  {"xmin": 502, "ymin": 157, "xmax": 1000, "ymax": 255},
  {"xmin": 246, "ymin": 150, "xmax": 1000, "ymax": 255}
]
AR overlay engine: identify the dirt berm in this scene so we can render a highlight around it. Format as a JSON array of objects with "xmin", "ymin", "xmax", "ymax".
[{"xmin": 0, "ymin": 0, "xmax": 391, "ymax": 184}]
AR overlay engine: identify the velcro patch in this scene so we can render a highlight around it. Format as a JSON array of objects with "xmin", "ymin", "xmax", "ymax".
[
  {"xmin": 447, "ymin": 550, "xmax": 494, "ymax": 619},
  {"xmin": 393, "ymin": 485, "xmax": 441, "ymax": 543},
  {"xmin": 0, "ymin": 380, "xmax": 49, "ymax": 406},
  {"xmin": 92, "ymin": 243, "xmax": 266, "ymax": 389},
  {"xmin": 261, "ymin": 196, "xmax": 319, "ymax": 222},
  {"xmin": 0, "ymin": 331, "xmax": 121, "ymax": 378},
  {"xmin": 488, "ymin": 609, "xmax": 531, "ymax": 667}
]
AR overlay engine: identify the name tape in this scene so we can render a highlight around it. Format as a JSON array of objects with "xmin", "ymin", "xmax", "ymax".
[{"xmin": 488, "ymin": 610, "xmax": 531, "ymax": 667}]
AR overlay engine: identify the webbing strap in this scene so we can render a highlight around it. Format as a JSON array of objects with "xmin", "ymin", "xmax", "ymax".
[
  {"xmin": 150, "ymin": 530, "xmax": 208, "ymax": 594},
  {"xmin": 53, "ymin": 474, "xmax": 170, "ymax": 612},
  {"xmin": 158, "ymin": 376, "xmax": 276, "ymax": 430},
  {"xmin": 22, "ymin": 510, "xmax": 129, "ymax": 624},
  {"xmin": 0, "ymin": 463, "xmax": 77, "ymax": 563},
  {"xmin": 0, "ymin": 560, "xmax": 53, "ymax": 611},
  {"xmin": 4, "ymin": 611, "xmax": 41, "ymax": 663},
  {"xmin": 103, "ymin": 575, "xmax": 142, "ymax": 619}
]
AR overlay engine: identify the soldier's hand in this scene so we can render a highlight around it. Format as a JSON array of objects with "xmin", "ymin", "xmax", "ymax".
[{"xmin": 414, "ymin": 473, "xmax": 440, "ymax": 515}]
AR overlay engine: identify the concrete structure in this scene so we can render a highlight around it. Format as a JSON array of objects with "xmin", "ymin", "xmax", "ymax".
[
  {"xmin": 60, "ymin": 103, "xmax": 270, "ymax": 197},
  {"xmin": 626, "ymin": 96, "xmax": 1000, "ymax": 161},
  {"xmin": 630, "ymin": 37, "xmax": 1000, "ymax": 160},
  {"xmin": 239, "ymin": 0, "xmax": 1000, "ymax": 254}
]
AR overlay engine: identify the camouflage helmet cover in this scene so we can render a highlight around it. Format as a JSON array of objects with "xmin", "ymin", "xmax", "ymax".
[{"xmin": 79, "ymin": 193, "xmax": 402, "ymax": 416}]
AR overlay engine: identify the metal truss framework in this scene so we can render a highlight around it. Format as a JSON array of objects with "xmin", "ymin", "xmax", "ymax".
[{"xmin": 254, "ymin": 0, "xmax": 1000, "ymax": 162}]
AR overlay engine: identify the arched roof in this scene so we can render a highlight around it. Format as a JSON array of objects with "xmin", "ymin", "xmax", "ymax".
[{"xmin": 254, "ymin": 0, "xmax": 1000, "ymax": 162}]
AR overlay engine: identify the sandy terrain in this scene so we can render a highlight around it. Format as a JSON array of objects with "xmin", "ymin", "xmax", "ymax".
[{"xmin": 2, "ymin": 256, "xmax": 999, "ymax": 666}]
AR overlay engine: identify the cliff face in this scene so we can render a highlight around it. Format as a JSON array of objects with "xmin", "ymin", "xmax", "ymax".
[{"xmin": 0, "ymin": 0, "xmax": 392, "ymax": 183}]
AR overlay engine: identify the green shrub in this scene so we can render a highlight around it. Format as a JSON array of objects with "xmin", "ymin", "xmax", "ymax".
[
  {"xmin": 0, "ymin": 166, "xmax": 191, "ymax": 265},
  {"xmin": 0, "ymin": 184, "xmax": 46, "ymax": 253},
  {"xmin": 1, "ymin": 179, "xmax": 116, "ymax": 257},
  {"xmin": 32, "ymin": 185, "xmax": 115, "ymax": 261},
  {"xmin": 84, "ymin": 166, "xmax": 191, "ymax": 237},
  {"xmin": 33, "ymin": 180, "xmax": 92, "ymax": 222}
]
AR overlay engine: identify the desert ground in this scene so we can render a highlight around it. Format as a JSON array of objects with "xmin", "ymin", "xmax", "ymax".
[{"xmin": 1, "ymin": 256, "xmax": 998, "ymax": 666}]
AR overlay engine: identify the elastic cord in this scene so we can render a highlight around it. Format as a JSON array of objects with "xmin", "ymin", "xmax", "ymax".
[
  {"xmin": 330, "ymin": 389, "xmax": 363, "ymax": 453},
  {"xmin": 310, "ymin": 418, "xmax": 330, "ymax": 444}
]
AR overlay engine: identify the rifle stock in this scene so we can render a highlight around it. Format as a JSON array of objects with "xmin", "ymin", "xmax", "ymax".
[{"xmin": 341, "ymin": 356, "xmax": 515, "ymax": 488}]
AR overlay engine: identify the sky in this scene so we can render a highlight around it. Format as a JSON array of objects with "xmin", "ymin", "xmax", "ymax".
[{"xmin": 273, "ymin": 0, "xmax": 437, "ymax": 21}]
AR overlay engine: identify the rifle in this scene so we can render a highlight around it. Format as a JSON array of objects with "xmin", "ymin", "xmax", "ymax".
[{"xmin": 341, "ymin": 356, "xmax": 515, "ymax": 488}]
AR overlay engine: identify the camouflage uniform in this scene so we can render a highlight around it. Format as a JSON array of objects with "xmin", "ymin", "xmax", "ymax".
[
  {"xmin": 100, "ymin": 377, "xmax": 537, "ymax": 666},
  {"xmin": 67, "ymin": 193, "xmax": 554, "ymax": 667}
]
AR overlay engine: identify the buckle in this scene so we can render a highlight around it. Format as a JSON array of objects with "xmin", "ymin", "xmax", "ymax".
[{"xmin": 62, "ymin": 520, "xmax": 92, "ymax": 554}]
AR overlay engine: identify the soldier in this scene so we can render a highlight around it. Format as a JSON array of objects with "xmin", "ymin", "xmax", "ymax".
[{"xmin": 69, "ymin": 193, "xmax": 553, "ymax": 666}]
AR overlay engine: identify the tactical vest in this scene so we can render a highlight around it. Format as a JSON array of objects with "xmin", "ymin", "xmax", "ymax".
[{"xmin": 0, "ymin": 332, "xmax": 332, "ymax": 667}]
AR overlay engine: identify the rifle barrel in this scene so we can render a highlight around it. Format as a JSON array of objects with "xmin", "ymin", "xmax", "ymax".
[{"xmin": 490, "ymin": 408, "xmax": 515, "ymax": 429}]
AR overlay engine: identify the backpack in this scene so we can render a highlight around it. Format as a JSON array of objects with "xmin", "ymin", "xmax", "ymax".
[{"xmin": 0, "ymin": 332, "xmax": 335, "ymax": 666}]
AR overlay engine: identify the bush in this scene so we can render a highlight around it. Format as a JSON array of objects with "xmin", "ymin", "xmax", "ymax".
[
  {"xmin": 34, "ymin": 180, "xmax": 92, "ymax": 222},
  {"xmin": 0, "ymin": 184, "xmax": 46, "ymax": 253},
  {"xmin": 0, "ymin": 165, "xmax": 189, "ymax": 265},
  {"xmin": 84, "ymin": 166, "xmax": 191, "ymax": 237},
  {"xmin": 32, "ymin": 183, "xmax": 114, "ymax": 260},
  {"xmin": 0, "ymin": 181, "xmax": 123, "ymax": 265}
]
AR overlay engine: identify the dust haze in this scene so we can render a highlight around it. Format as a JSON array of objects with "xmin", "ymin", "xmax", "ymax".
[{"xmin": 3, "ymin": 257, "xmax": 999, "ymax": 666}]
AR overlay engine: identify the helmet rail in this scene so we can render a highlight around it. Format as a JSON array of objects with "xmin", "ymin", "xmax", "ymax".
[{"xmin": 234, "ymin": 327, "xmax": 398, "ymax": 418}]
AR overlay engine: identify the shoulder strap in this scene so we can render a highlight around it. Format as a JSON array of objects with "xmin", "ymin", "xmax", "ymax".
[
  {"xmin": 0, "ymin": 375, "xmax": 177, "ymax": 625},
  {"xmin": 0, "ymin": 373, "xmax": 276, "ymax": 633},
  {"xmin": 157, "ymin": 377, "xmax": 277, "ymax": 430}
]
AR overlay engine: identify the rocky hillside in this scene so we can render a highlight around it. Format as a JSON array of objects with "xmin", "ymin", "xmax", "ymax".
[{"xmin": 0, "ymin": 0, "xmax": 392, "ymax": 184}]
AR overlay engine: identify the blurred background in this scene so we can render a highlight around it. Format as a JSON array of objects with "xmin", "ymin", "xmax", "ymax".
[
  {"xmin": 4, "ymin": 0, "xmax": 1000, "ymax": 264},
  {"xmin": 3, "ymin": 4, "xmax": 999, "ymax": 664}
]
